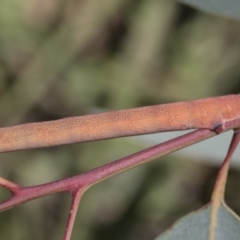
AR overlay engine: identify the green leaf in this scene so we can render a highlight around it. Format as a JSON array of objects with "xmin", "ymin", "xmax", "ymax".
[
  {"xmin": 155, "ymin": 203, "xmax": 240, "ymax": 240},
  {"xmin": 178, "ymin": 0, "xmax": 240, "ymax": 20}
]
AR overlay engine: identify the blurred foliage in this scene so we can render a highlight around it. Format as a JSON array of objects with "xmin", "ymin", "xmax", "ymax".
[{"xmin": 0, "ymin": 0, "xmax": 240, "ymax": 239}]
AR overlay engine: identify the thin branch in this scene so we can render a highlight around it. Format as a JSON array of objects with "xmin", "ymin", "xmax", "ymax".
[
  {"xmin": 0, "ymin": 128, "xmax": 216, "ymax": 213},
  {"xmin": 0, "ymin": 117, "xmax": 239, "ymax": 240},
  {"xmin": 210, "ymin": 129, "xmax": 240, "ymax": 240},
  {"xmin": 63, "ymin": 189, "xmax": 87, "ymax": 240},
  {"xmin": 0, "ymin": 176, "xmax": 21, "ymax": 194}
]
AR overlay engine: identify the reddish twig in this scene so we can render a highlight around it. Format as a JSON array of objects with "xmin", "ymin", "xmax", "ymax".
[{"xmin": 1, "ymin": 118, "xmax": 240, "ymax": 239}]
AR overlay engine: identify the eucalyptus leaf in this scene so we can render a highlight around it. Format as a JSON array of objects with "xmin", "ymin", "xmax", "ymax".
[
  {"xmin": 155, "ymin": 203, "xmax": 240, "ymax": 240},
  {"xmin": 178, "ymin": 0, "xmax": 240, "ymax": 20}
]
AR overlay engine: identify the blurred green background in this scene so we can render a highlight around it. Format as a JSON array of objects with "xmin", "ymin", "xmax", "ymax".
[{"xmin": 1, "ymin": 0, "xmax": 240, "ymax": 239}]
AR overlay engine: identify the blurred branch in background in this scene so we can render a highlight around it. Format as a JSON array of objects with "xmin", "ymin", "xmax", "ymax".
[
  {"xmin": 1, "ymin": 0, "xmax": 240, "ymax": 239},
  {"xmin": 0, "ymin": 0, "xmax": 127, "ymax": 125}
]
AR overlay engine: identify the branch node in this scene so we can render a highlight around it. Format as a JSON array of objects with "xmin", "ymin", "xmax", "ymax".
[{"xmin": 0, "ymin": 176, "xmax": 21, "ymax": 194}]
